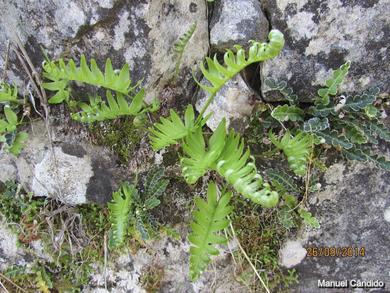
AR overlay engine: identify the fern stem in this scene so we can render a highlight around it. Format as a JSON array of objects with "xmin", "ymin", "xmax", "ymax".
[
  {"xmin": 195, "ymin": 92, "xmax": 217, "ymax": 126},
  {"xmin": 228, "ymin": 221, "xmax": 271, "ymax": 293}
]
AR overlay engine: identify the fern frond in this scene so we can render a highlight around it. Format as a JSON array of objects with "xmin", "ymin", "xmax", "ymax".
[
  {"xmin": 0, "ymin": 83, "xmax": 19, "ymax": 103},
  {"xmin": 0, "ymin": 106, "xmax": 28, "ymax": 156},
  {"xmin": 189, "ymin": 182, "xmax": 232, "ymax": 281},
  {"xmin": 343, "ymin": 148, "xmax": 390, "ymax": 170},
  {"xmin": 269, "ymin": 130, "xmax": 313, "ymax": 176},
  {"xmin": 367, "ymin": 120, "xmax": 390, "ymax": 142},
  {"xmin": 71, "ymin": 89, "xmax": 145, "ymax": 123},
  {"xmin": 196, "ymin": 30, "xmax": 284, "ymax": 97},
  {"xmin": 43, "ymin": 56, "xmax": 136, "ymax": 104},
  {"xmin": 310, "ymin": 103, "xmax": 337, "ymax": 117},
  {"xmin": 343, "ymin": 87, "xmax": 379, "ymax": 112},
  {"xmin": 108, "ymin": 182, "xmax": 135, "ymax": 248},
  {"xmin": 149, "ymin": 105, "xmax": 208, "ymax": 150},
  {"xmin": 316, "ymin": 130, "xmax": 353, "ymax": 149},
  {"xmin": 174, "ymin": 23, "xmax": 197, "ymax": 77},
  {"xmin": 264, "ymin": 79, "xmax": 298, "ymax": 104},
  {"xmin": 267, "ymin": 169, "xmax": 299, "ymax": 194},
  {"xmin": 6, "ymin": 132, "xmax": 28, "ymax": 156},
  {"xmin": 316, "ymin": 61, "xmax": 350, "ymax": 106},
  {"xmin": 271, "ymin": 104, "xmax": 304, "ymax": 122},
  {"xmin": 340, "ymin": 120, "xmax": 367, "ymax": 144},
  {"xmin": 303, "ymin": 117, "xmax": 330, "ymax": 132},
  {"xmin": 143, "ymin": 167, "xmax": 169, "ymax": 200},
  {"xmin": 181, "ymin": 120, "xmax": 226, "ymax": 184},
  {"xmin": 215, "ymin": 130, "xmax": 279, "ymax": 207}
]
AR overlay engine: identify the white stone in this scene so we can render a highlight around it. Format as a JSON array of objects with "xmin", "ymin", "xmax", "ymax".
[{"xmin": 279, "ymin": 240, "xmax": 307, "ymax": 268}]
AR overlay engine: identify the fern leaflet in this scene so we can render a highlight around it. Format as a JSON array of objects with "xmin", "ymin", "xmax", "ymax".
[
  {"xmin": 0, "ymin": 83, "xmax": 19, "ymax": 103},
  {"xmin": 174, "ymin": 23, "xmax": 197, "ymax": 78},
  {"xmin": 214, "ymin": 130, "xmax": 279, "ymax": 208},
  {"xmin": 269, "ymin": 130, "xmax": 313, "ymax": 176},
  {"xmin": 43, "ymin": 55, "xmax": 136, "ymax": 104},
  {"xmin": 0, "ymin": 106, "xmax": 28, "ymax": 156},
  {"xmin": 108, "ymin": 182, "xmax": 135, "ymax": 248},
  {"xmin": 316, "ymin": 61, "xmax": 350, "ymax": 106},
  {"xmin": 264, "ymin": 79, "xmax": 298, "ymax": 104},
  {"xmin": 71, "ymin": 90, "xmax": 145, "ymax": 123},
  {"xmin": 271, "ymin": 104, "xmax": 304, "ymax": 122},
  {"xmin": 189, "ymin": 182, "xmax": 232, "ymax": 281},
  {"xmin": 196, "ymin": 30, "xmax": 284, "ymax": 97}
]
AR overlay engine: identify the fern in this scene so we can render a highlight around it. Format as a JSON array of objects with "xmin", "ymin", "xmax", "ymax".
[
  {"xmin": 269, "ymin": 130, "xmax": 313, "ymax": 176},
  {"xmin": 174, "ymin": 23, "xmax": 197, "ymax": 78},
  {"xmin": 267, "ymin": 169, "xmax": 300, "ymax": 194},
  {"xmin": 271, "ymin": 105, "xmax": 304, "ymax": 122},
  {"xmin": 343, "ymin": 148, "xmax": 390, "ymax": 170},
  {"xmin": 214, "ymin": 130, "xmax": 279, "ymax": 208},
  {"xmin": 43, "ymin": 55, "xmax": 137, "ymax": 104},
  {"xmin": 365, "ymin": 120, "xmax": 390, "ymax": 142},
  {"xmin": 316, "ymin": 130, "xmax": 353, "ymax": 149},
  {"xmin": 189, "ymin": 182, "xmax": 232, "ymax": 281},
  {"xmin": 0, "ymin": 106, "xmax": 28, "ymax": 156},
  {"xmin": 0, "ymin": 83, "xmax": 19, "ymax": 103},
  {"xmin": 343, "ymin": 87, "xmax": 379, "ymax": 112},
  {"xmin": 196, "ymin": 30, "xmax": 284, "ymax": 98},
  {"xmin": 108, "ymin": 182, "xmax": 135, "ymax": 248},
  {"xmin": 264, "ymin": 79, "xmax": 298, "ymax": 105},
  {"xmin": 143, "ymin": 167, "xmax": 170, "ymax": 200},
  {"xmin": 316, "ymin": 61, "xmax": 350, "ymax": 106},
  {"xmin": 149, "ymin": 105, "xmax": 208, "ymax": 150},
  {"xmin": 71, "ymin": 90, "xmax": 146, "ymax": 123},
  {"xmin": 181, "ymin": 120, "xmax": 226, "ymax": 184},
  {"xmin": 303, "ymin": 117, "xmax": 330, "ymax": 132}
]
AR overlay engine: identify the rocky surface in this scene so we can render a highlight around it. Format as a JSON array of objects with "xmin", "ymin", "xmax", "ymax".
[
  {"xmin": 0, "ymin": 121, "xmax": 116, "ymax": 205},
  {"xmin": 278, "ymin": 161, "xmax": 390, "ymax": 292},
  {"xmin": 210, "ymin": 0, "xmax": 269, "ymax": 51},
  {"xmin": 196, "ymin": 74, "xmax": 255, "ymax": 132},
  {"xmin": 0, "ymin": 0, "xmax": 209, "ymax": 103},
  {"xmin": 261, "ymin": 0, "xmax": 390, "ymax": 101}
]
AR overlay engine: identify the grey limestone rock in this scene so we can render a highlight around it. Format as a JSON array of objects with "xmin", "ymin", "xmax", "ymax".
[
  {"xmin": 210, "ymin": 0, "xmax": 269, "ymax": 52},
  {"xmin": 261, "ymin": 0, "xmax": 390, "ymax": 101}
]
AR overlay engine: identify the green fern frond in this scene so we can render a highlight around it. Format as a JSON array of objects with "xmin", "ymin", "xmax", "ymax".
[
  {"xmin": 340, "ymin": 120, "xmax": 367, "ymax": 144},
  {"xmin": 316, "ymin": 130, "xmax": 353, "ymax": 149},
  {"xmin": 108, "ymin": 182, "xmax": 135, "ymax": 248},
  {"xmin": 71, "ymin": 89, "xmax": 145, "ymax": 123},
  {"xmin": 189, "ymin": 182, "xmax": 232, "ymax": 281},
  {"xmin": 196, "ymin": 30, "xmax": 284, "ymax": 97},
  {"xmin": 343, "ymin": 87, "xmax": 379, "ymax": 112},
  {"xmin": 303, "ymin": 117, "xmax": 330, "ymax": 132},
  {"xmin": 316, "ymin": 61, "xmax": 351, "ymax": 106},
  {"xmin": 181, "ymin": 120, "xmax": 226, "ymax": 184},
  {"xmin": 149, "ymin": 105, "xmax": 208, "ymax": 150},
  {"xmin": 215, "ymin": 130, "xmax": 279, "ymax": 208},
  {"xmin": 310, "ymin": 103, "xmax": 337, "ymax": 117},
  {"xmin": 267, "ymin": 169, "xmax": 300, "ymax": 194},
  {"xmin": 271, "ymin": 104, "xmax": 304, "ymax": 122},
  {"xmin": 0, "ymin": 106, "xmax": 28, "ymax": 156},
  {"xmin": 343, "ymin": 148, "xmax": 390, "ymax": 170},
  {"xmin": 43, "ymin": 55, "xmax": 136, "ymax": 104},
  {"xmin": 269, "ymin": 130, "xmax": 313, "ymax": 176},
  {"xmin": 143, "ymin": 167, "xmax": 169, "ymax": 200},
  {"xmin": 174, "ymin": 23, "xmax": 197, "ymax": 78},
  {"xmin": 264, "ymin": 79, "xmax": 298, "ymax": 104},
  {"xmin": 0, "ymin": 83, "xmax": 19, "ymax": 103},
  {"xmin": 359, "ymin": 119, "xmax": 390, "ymax": 143}
]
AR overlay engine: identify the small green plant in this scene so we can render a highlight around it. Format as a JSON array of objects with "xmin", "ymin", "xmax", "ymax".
[
  {"xmin": 0, "ymin": 84, "xmax": 28, "ymax": 156},
  {"xmin": 174, "ymin": 22, "xmax": 197, "ymax": 79},
  {"xmin": 266, "ymin": 61, "xmax": 390, "ymax": 171},
  {"xmin": 108, "ymin": 168, "xmax": 169, "ymax": 248},
  {"xmin": 149, "ymin": 30, "xmax": 285, "ymax": 280}
]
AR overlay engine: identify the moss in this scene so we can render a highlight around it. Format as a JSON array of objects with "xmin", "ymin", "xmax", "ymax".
[
  {"xmin": 89, "ymin": 117, "xmax": 144, "ymax": 164},
  {"xmin": 230, "ymin": 195, "xmax": 298, "ymax": 292},
  {"xmin": 140, "ymin": 264, "xmax": 165, "ymax": 293}
]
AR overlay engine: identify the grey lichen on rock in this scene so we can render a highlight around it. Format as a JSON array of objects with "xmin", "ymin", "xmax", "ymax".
[
  {"xmin": 210, "ymin": 0, "xmax": 269, "ymax": 51},
  {"xmin": 261, "ymin": 0, "xmax": 390, "ymax": 101},
  {"xmin": 286, "ymin": 161, "xmax": 390, "ymax": 292}
]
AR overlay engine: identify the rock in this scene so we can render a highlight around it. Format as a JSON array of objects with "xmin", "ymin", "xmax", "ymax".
[
  {"xmin": 0, "ymin": 0, "xmax": 209, "ymax": 103},
  {"xmin": 196, "ymin": 74, "xmax": 255, "ymax": 132},
  {"xmin": 261, "ymin": 0, "xmax": 390, "ymax": 101},
  {"xmin": 287, "ymin": 161, "xmax": 390, "ymax": 292},
  {"xmin": 210, "ymin": 0, "xmax": 269, "ymax": 51},
  {"xmin": 0, "ymin": 222, "xmax": 25, "ymax": 271},
  {"xmin": 279, "ymin": 240, "xmax": 307, "ymax": 268},
  {"xmin": 1, "ymin": 121, "xmax": 116, "ymax": 205}
]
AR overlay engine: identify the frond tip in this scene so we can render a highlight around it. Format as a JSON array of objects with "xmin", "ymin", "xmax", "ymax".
[{"xmin": 189, "ymin": 182, "xmax": 233, "ymax": 281}]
